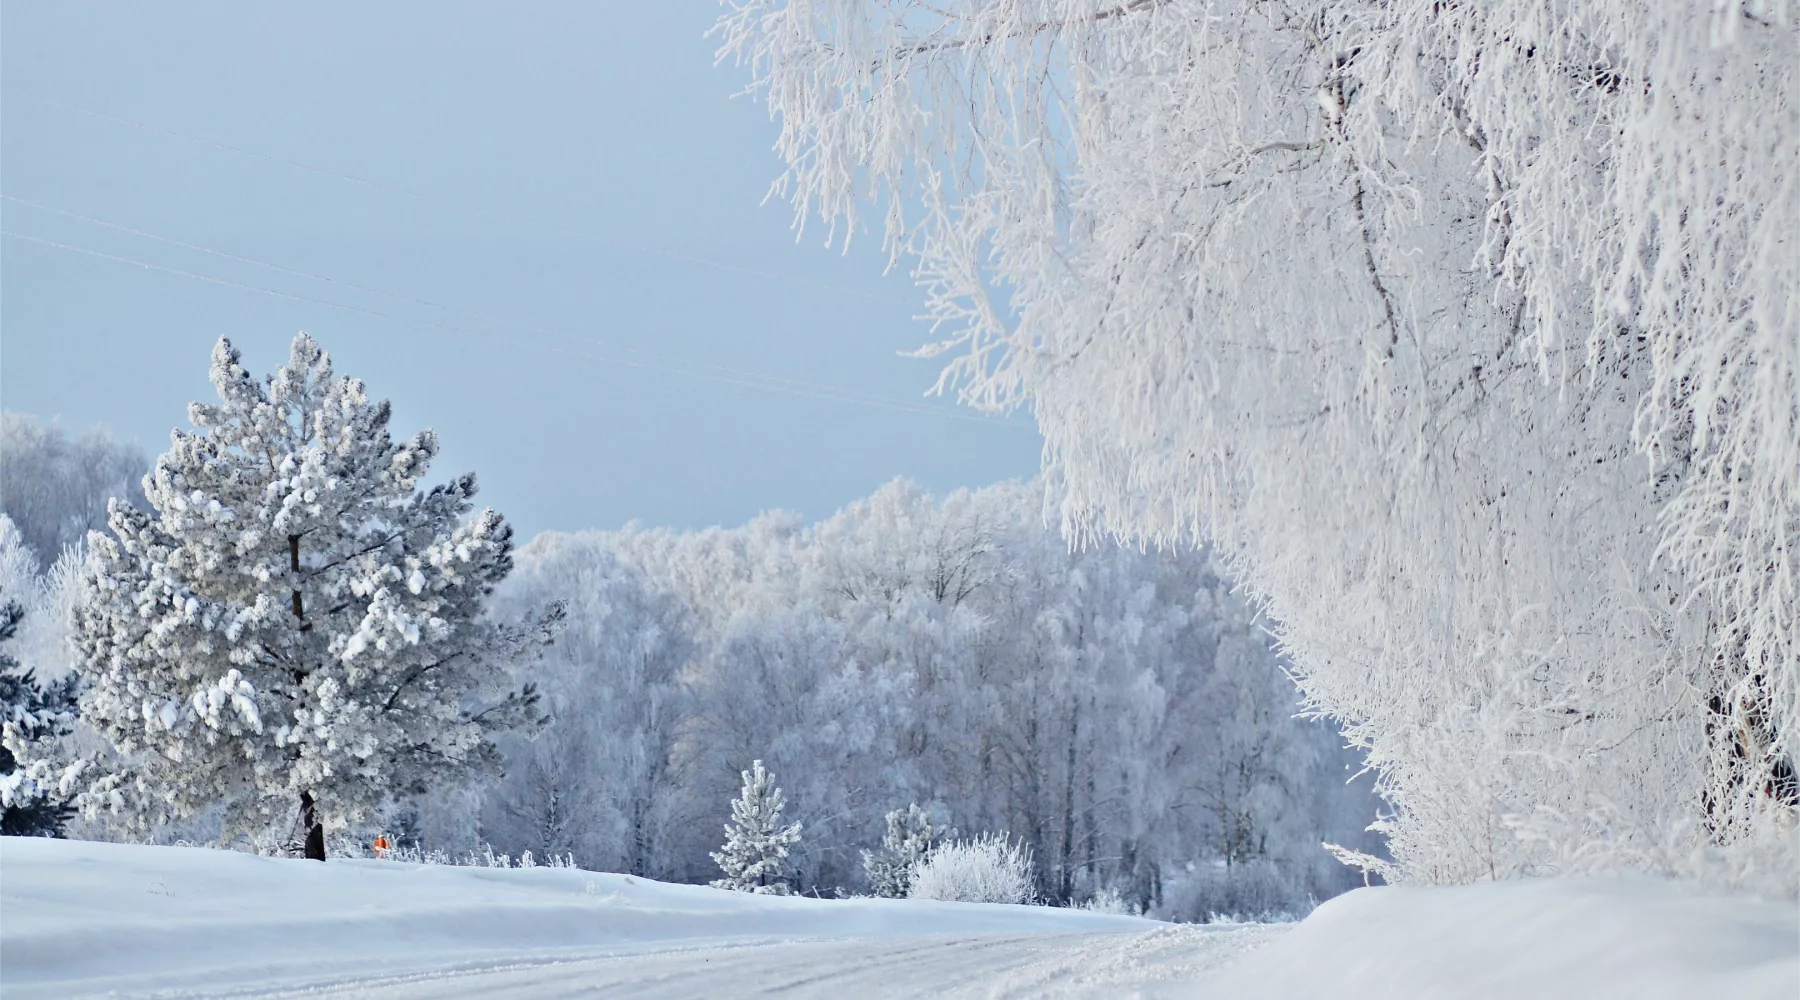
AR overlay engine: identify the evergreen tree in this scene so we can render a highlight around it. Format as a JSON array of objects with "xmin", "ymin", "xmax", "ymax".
[
  {"xmin": 862, "ymin": 803, "xmax": 950, "ymax": 898},
  {"xmin": 69, "ymin": 333, "xmax": 554, "ymax": 859},
  {"xmin": 710, "ymin": 759, "xmax": 801, "ymax": 894},
  {"xmin": 0, "ymin": 591, "xmax": 79, "ymax": 836}
]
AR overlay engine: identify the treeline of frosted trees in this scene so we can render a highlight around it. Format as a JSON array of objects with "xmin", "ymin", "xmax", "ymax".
[
  {"xmin": 717, "ymin": 1, "xmax": 1799, "ymax": 891},
  {"xmin": 0, "ymin": 417, "xmax": 132, "ymax": 836},
  {"xmin": 439, "ymin": 478, "xmax": 1376, "ymax": 914},
  {"xmin": 0, "ymin": 416, "xmax": 148, "ymax": 723},
  {"xmin": 0, "ymin": 413, "xmax": 146, "ymax": 571},
  {"xmin": 0, "ymin": 406, "xmax": 1376, "ymax": 915}
]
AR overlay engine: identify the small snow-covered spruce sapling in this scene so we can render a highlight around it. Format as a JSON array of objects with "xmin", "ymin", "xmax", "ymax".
[
  {"xmin": 0, "ymin": 581, "xmax": 80, "ymax": 837},
  {"xmin": 710, "ymin": 759, "xmax": 802, "ymax": 894},
  {"xmin": 862, "ymin": 803, "xmax": 951, "ymax": 899},
  {"xmin": 67, "ymin": 333, "xmax": 559, "ymax": 859}
]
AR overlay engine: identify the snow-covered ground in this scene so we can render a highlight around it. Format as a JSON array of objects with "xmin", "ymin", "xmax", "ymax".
[
  {"xmin": 1209, "ymin": 873, "xmax": 1799, "ymax": 1000},
  {"xmin": 3, "ymin": 837, "xmax": 1794, "ymax": 999},
  {"xmin": 0, "ymin": 837, "xmax": 1231, "ymax": 998}
]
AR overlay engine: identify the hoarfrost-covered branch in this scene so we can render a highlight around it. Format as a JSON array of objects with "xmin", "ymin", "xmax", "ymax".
[{"xmin": 719, "ymin": 0, "xmax": 1800, "ymax": 891}]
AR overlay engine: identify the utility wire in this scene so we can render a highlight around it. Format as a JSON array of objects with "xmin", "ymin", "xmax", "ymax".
[
  {"xmin": 1, "ymin": 194, "xmax": 905, "ymax": 401},
  {"xmin": 2, "ymin": 229, "xmax": 1027, "ymax": 430},
  {"xmin": 22, "ymin": 92, "xmax": 913, "ymax": 308}
]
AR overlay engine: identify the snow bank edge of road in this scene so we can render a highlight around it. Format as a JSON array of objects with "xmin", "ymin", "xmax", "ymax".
[
  {"xmin": 1201, "ymin": 874, "xmax": 1799, "ymax": 1000},
  {"xmin": 0, "ymin": 836, "xmax": 1161, "ymax": 997}
]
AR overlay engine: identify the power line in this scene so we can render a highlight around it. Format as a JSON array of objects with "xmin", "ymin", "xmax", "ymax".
[
  {"xmin": 1, "ymin": 194, "xmax": 900, "ymax": 401},
  {"xmin": 22, "ymin": 92, "xmax": 914, "ymax": 308},
  {"xmin": 2, "ymin": 229, "xmax": 1028, "ymax": 431}
]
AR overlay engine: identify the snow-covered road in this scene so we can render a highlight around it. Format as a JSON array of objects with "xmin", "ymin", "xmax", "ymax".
[
  {"xmin": 213, "ymin": 926, "xmax": 1282, "ymax": 999},
  {"xmin": 5, "ymin": 838, "xmax": 1794, "ymax": 999},
  {"xmin": 3, "ymin": 838, "xmax": 1248, "ymax": 999}
]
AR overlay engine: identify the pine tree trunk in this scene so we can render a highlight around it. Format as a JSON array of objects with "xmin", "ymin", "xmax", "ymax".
[
  {"xmin": 289, "ymin": 533, "xmax": 326, "ymax": 862},
  {"xmin": 300, "ymin": 791, "xmax": 326, "ymax": 861}
]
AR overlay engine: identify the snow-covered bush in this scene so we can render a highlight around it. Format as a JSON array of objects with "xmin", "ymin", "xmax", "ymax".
[
  {"xmin": 711, "ymin": 759, "xmax": 803, "ymax": 894},
  {"xmin": 1076, "ymin": 886, "xmax": 1139, "ymax": 916},
  {"xmin": 343, "ymin": 840, "xmax": 579, "ymax": 870},
  {"xmin": 908, "ymin": 833, "xmax": 1036, "ymax": 905},
  {"xmin": 51, "ymin": 333, "xmax": 557, "ymax": 859}
]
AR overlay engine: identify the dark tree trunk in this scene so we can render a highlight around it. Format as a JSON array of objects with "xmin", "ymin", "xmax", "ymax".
[
  {"xmin": 1059, "ymin": 702, "xmax": 1078, "ymax": 904},
  {"xmin": 291, "ymin": 538, "xmax": 326, "ymax": 862},
  {"xmin": 289, "ymin": 535, "xmax": 304, "ymax": 621},
  {"xmin": 301, "ymin": 791, "xmax": 326, "ymax": 861}
]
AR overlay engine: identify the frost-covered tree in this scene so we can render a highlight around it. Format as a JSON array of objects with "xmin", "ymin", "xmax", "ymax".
[
  {"xmin": 863, "ymin": 803, "xmax": 951, "ymax": 898},
  {"xmin": 483, "ymin": 536, "xmax": 695, "ymax": 874},
  {"xmin": 710, "ymin": 759, "xmax": 803, "ymax": 894},
  {"xmin": 64, "ymin": 333, "xmax": 552, "ymax": 859},
  {"xmin": 468, "ymin": 479, "xmax": 1370, "ymax": 911},
  {"xmin": 717, "ymin": 1, "xmax": 1800, "ymax": 891},
  {"xmin": 0, "ymin": 413, "xmax": 147, "ymax": 567}
]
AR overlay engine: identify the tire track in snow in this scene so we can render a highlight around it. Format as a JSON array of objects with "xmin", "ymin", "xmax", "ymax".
[{"xmin": 204, "ymin": 927, "xmax": 1288, "ymax": 999}]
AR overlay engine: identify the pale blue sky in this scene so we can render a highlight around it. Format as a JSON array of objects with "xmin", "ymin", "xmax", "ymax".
[{"xmin": 1, "ymin": 2, "xmax": 1040, "ymax": 537}]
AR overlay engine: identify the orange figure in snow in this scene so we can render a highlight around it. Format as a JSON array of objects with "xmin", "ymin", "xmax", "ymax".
[{"xmin": 372, "ymin": 835, "xmax": 392, "ymax": 859}]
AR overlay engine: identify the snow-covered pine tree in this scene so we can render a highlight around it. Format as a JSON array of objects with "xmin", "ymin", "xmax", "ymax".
[
  {"xmin": 0, "ymin": 582, "xmax": 80, "ymax": 837},
  {"xmin": 68, "ymin": 333, "xmax": 556, "ymax": 859},
  {"xmin": 710, "ymin": 759, "xmax": 802, "ymax": 894},
  {"xmin": 862, "ymin": 803, "xmax": 950, "ymax": 898}
]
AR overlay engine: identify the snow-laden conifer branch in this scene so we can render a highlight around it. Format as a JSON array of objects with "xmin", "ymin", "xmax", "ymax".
[
  {"xmin": 483, "ymin": 479, "xmax": 1371, "ymax": 910},
  {"xmin": 0, "ymin": 518, "xmax": 83, "ymax": 836}
]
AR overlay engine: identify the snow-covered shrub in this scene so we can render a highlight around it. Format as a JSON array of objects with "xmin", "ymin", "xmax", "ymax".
[
  {"xmin": 1077, "ymin": 885, "xmax": 1140, "ymax": 916},
  {"xmin": 168, "ymin": 834, "xmax": 582, "ymax": 869},
  {"xmin": 908, "ymin": 833, "xmax": 1036, "ymax": 905},
  {"xmin": 710, "ymin": 760, "xmax": 803, "ymax": 894},
  {"xmin": 373, "ymin": 843, "xmax": 579, "ymax": 870}
]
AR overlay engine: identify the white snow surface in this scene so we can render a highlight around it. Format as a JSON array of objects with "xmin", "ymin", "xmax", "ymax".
[
  {"xmin": 0, "ymin": 837, "xmax": 1184, "ymax": 998},
  {"xmin": 1209, "ymin": 875, "xmax": 1799, "ymax": 1000},
  {"xmin": 4, "ymin": 838, "xmax": 1795, "ymax": 999}
]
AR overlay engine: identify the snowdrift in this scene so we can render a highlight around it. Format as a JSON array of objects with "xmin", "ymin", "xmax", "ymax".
[
  {"xmin": 0, "ymin": 837, "xmax": 1153, "ymax": 997},
  {"xmin": 1206, "ymin": 875, "xmax": 1798, "ymax": 1000}
]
